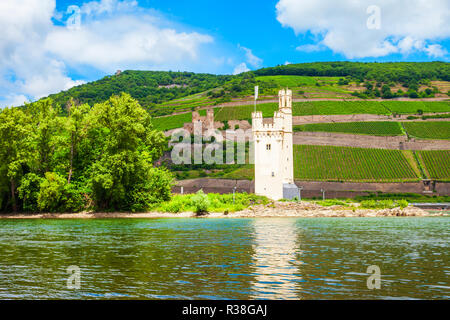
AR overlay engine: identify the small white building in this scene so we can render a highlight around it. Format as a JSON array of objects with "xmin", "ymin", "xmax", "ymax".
[{"xmin": 252, "ymin": 89, "xmax": 299, "ymax": 200}]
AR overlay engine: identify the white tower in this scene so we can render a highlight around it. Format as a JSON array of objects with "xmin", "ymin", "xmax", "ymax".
[{"xmin": 252, "ymin": 89, "xmax": 297, "ymax": 200}]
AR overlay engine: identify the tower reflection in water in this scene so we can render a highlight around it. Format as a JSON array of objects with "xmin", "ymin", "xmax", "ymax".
[{"xmin": 249, "ymin": 218, "xmax": 303, "ymax": 299}]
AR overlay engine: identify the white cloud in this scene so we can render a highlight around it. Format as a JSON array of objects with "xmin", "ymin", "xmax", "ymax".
[
  {"xmin": 284, "ymin": 61, "xmax": 292, "ymax": 65},
  {"xmin": 80, "ymin": 0, "xmax": 138, "ymax": 16},
  {"xmin": 276, "ymin": 0, "xmax": 450, "ymax": 59},
  {"xmin": 45, "ymin": 17, "xmax": 213, "ymax": 71},
  {"xmin": 296, "ymin": 44, "xmax": 325, "ymax": 53},
  {"xmin": 424, "ymin": 44, "xmax": 448, "ymax": 58},
  {"xmin": 0, "ymin": 95, "xmax": 29, "ymax": 108},
  {"xmin": 0, "ymin": 0, "xmax": 217, "ymax": 107},
  {"xmin": 238, "ymin": 45, "xmax": 263, "ymax": 68},
  {"xmin": 233, "ymin": 63, "xmax": 250, "ymax": 75}
]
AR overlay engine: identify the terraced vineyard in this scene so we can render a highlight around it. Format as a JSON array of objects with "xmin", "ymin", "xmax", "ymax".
[
  {"xmin": 294, "ymin": 121, "xmax": 404, "ymax": 136},
  {"xmin": 293, "ymin": 101, "xmax": 391, "ymax": 116},
  {"xmin": 214, "ymin": 103, "xmax": 278, "ymax": 121},
  {"xmin": 293, "ymin": 145, "xmax": 420, "ymax": 182},
  {"xmin": 382, "ymin": 101, "xmax": 450, "ymax": 114},
  {"xmin": 152, "ymin": 101, "xmax": 450, "ymax": 132},
  {"xmin": 402, "ymin": 121, "xmax": 450, "ymax": 139},
  {"xmin": 416, "ymin": 150, "xmax": 450, "ymax": 180},
  {"xmin": 152, "ymin": 112, "xmax": 192, "ymax": 131}
]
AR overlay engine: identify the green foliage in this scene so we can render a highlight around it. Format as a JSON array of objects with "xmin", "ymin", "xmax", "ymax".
[
  {"xmin": 360, "ymin": 199, "xmax": 409, "ymax": 209},
  {"xmin": 42, "ymin": 70, "xmax": 231, "ymax": 116},
  {"xmin": 37, "ymin": 172, "xmax": 66, "ymax": 212},
  {"xmin": 0, "ymin": 107, "xmax": 33, "ymax": 212},
  {"xmin": 354, "ymin": 192, "xmax": 449, "ymax": 203},
  {"xmin": 316, "ymin": 199, "xmax": 349, "ymax": 207},
  {"xmin": 18, "ymin": 173, "xmax": 43, "ymax": 212},
  {"xmin": 360, "ymin": 200, "xmax": 395, "ymax": 209},
  {"xmin": 191, "ymin": 190, "xmax": 210, "ymax": 215},
  {"xmin": 35, "ymin": 172, "xmax": 85, "ymax": 213},
  {"xmin": 89, "ymin": 93, "xmax": 171, "ymax": 211},
  {"xmin": 0, "ymin": 93, "xmax": 173, "ymax": 213},
  {"xmin": 421, "ymin": 113, "xmax": 450, "ymax": 120},
  {"xmin": 154, "ymin": 192, "xmax": 269, "ymax": 213},
  {"xmin": 398, "ymin": 199, "xmax": 409, "ymax": 209},
  {"xmin": 253, "ymin": 62, "xmax": 450, "ymax": 85}
]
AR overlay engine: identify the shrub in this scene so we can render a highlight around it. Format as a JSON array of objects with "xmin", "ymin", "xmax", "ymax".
[
  {"xmin": 161, "ymin": 200, "xmax": 183, "ymax": 213},
  {"xmin": 398, "ymin": 199, "xmax": 408, "ymax": 209},
  {"xmin": 191, "ymin": 190, "xmax": 210, "ymax": 215},
  {"xmin": 37, "ymin": 172, "xmax": 66, "ymax": 212},
  {"xmin": 62, "ymin": 183, "xmax": 86, "ymax": 212},
  {"xmin": 409, "ymin": 91, "xmax": 419, "ymax": 98},
  {"xmin": 129, "ymin": 167, "xmax": 174, "ymax": 212},
  {"xmin": 318, "ymin": 199, "xmax": 348, "ymax": 207},
  {"xmin": 360, "ymin": 199, "xmax": 395, "ymax": 209},
  {"xmin": 18, "ymin": 173, "xmax": 43, "ymax": 212},
  {"xmin": 360, "ymin": 199, "xmax": 408, "ymax": 209}
]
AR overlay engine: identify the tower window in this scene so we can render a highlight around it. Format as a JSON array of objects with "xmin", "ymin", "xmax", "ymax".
[{"xmin": 266, "ymin": 144, "xmax": 271, "ymax": 150}]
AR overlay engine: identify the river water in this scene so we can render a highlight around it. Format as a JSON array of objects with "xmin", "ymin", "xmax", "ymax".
[{"xmin": 0, "ymin": 217, "xmax": 448, "ymax": 299}]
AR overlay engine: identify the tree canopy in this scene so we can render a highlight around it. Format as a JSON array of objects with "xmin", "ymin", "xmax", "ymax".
[{"xmin": 0, "ymin": 93, "xmax": 173, "ymax": 213}]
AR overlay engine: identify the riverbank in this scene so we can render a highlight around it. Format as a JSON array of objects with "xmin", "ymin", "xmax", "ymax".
[{"xmin": 0, "ymin": 201, "xmax": 446, "ymax": 219}]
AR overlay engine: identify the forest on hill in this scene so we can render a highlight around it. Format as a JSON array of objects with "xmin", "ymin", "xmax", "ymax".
[
  {"xmin": 46, "ymin": 70, "xmax": 232, "ymax": 115},
  {"xmin": 253, "ymin": 61, "xmax": 450, "ymax": 84},
  {"xmin": 35, "ymin": 62, "xmax": 450, "ymax": 117}
]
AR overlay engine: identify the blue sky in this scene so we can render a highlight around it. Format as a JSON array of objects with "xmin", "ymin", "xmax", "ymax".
[{"xmin": 1, "ymin": 0, "xmax": 449, "ymax": 107}]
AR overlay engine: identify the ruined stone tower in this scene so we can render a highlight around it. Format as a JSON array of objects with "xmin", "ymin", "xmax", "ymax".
[{"xmin": 252, "ymin": 89, "xmax": 298, "ymax": 200}]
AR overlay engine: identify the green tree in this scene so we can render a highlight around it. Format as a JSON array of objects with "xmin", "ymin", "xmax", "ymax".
[
  {"xmin": 26, "ymin": 99, "xmax": 64, "ymax": 174},
  {"xmin": 18, "ymin": 173, "xmax": 43, "ymax": 212},
  {"xmin": 89, "ymin": 93, "xmax": 171, "ymax": 210},
  {"xmin": 37, "ymin": 172, "xmax": 67, "ymax": 212},
  {"xmin": 65, "ymin": 100, "xmax": 91, "ymax": 184},
  {"xmin": 0, "ymin": 108, "xmax": 33, "ymax": 212}
]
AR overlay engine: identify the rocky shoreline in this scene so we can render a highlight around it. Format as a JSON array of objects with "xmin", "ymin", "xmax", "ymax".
[
  {"xmin": 0, "ymin": 201, "xmax": 446, "ymax": 219},
  {"xmin": 224, "ymin": 201, "xmax": 444, "ymax": 218}
]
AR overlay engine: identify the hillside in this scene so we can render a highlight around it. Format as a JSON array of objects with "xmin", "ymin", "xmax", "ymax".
[
  {"xmin": 46, "ymin": 70, "xmax": 232, "ymax": 116},
  {"xmin": 35, "ymin": 62, "xmax": 450, "ymax": 117},
  {"xmin": 253, "ymin": 61, "xmax": 450, "ymax": 83}
]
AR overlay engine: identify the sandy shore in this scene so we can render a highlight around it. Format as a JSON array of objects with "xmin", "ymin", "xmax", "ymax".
[{"xmin": 0, "ymin": 201, "xmax": 445, "ymax": 219}]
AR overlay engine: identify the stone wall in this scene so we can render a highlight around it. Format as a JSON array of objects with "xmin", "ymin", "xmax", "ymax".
[
  {"xmin": 173, "ymin": 179, "xmax": 254, "ymax": 194},
  {"xmin": 173, "ymin": 178, "xmax": 450, "ymax": 196}
]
